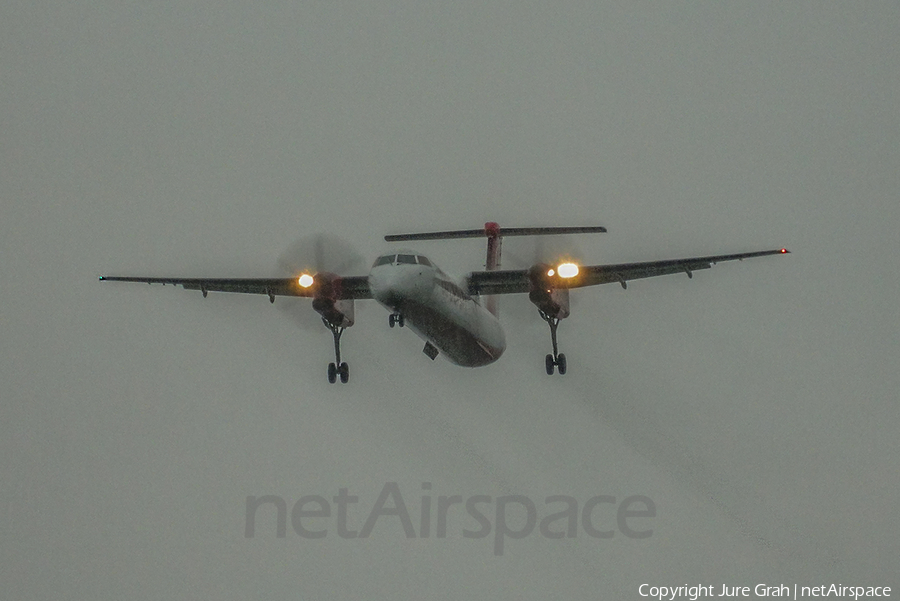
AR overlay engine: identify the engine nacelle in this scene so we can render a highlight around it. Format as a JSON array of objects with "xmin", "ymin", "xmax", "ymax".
[
  {"xmin": 528, "ymin": 264, "xmax": 571, "ymax": 319},
  {"xmin": 310, "ymin": 273, "xmax": 355, "ymax": 328}
]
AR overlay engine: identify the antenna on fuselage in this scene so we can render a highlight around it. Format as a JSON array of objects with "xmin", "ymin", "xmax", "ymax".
[{"xmin": 384, "ymin": 223, "xmax": 607, "ymax": 317}]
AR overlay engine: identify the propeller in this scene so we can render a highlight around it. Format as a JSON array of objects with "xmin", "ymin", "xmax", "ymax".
[
  {"xmin": 498, "ymin": 234, "xmax": 585, "ymax": 322},
  {"xmin": 277, "ymin": 233, "xmax": 366, "ymax": 278},
  {"xmin": 275, "ymin": 233, "xmax": 366, "ymax": 330},
  {"xmin": 503, "ymin": 233, "xmax": 585, "ymax": 269}
]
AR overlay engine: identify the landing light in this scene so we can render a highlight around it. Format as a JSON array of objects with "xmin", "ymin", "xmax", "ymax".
[
  {"xmin": 298, "ymin": 274, "xmax": 314, "ymax": 288},
  {"xmin": 547, "ymin": 269, "xmax": 555, "ymax": 277},
  {"xmin": 557, "ymin": 263, "xmax": 579, "ymax": 278}
]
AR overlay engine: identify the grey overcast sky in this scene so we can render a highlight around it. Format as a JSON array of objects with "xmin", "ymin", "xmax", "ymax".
[{"xmin": 2, "ymin": 2, "xmax": 898, "ymax": 598}]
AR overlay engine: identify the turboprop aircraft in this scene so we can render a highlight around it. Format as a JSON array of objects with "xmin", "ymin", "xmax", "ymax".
[{"xmin": 99, "ymin": 223, "xmax": 789, "ymax": 382}]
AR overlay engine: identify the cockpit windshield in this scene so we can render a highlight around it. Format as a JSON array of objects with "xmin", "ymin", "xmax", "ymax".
[{"xmin": 372, "ymin": 254, "xmax": 434, "ymax": 268}]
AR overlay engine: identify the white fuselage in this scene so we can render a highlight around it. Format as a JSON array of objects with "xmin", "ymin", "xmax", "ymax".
[{"xmin": 368, "ymin": 252, "xmax": 505, "ymax": 367}]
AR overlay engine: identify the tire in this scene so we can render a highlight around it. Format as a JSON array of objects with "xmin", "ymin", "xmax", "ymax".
[
  {"xmin": 545, "ymin": 354, "xmax": 555, "ymax": 375},
  {"xmin": 339, "ymin": 362, "xmax": 349, "ymax": 383},
  {"xmin": 389, "ymin": 315, "xmax": 395, "ymax": 328},
  {"xmin": 557, "ymin": 353, "xmax": 567, "ymax": 375},
  {"xmin": 327, "ymin": 362, "xmax": 337, "ymax": 383}
]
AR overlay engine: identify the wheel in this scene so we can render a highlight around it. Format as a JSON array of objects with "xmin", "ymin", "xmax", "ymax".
[
  {"xmin": 389, "ymin": 314, "xmax": 396, "ymax": 328},
  {"xmin": 339, "ymin": 362, "xmax": 349, "ymax": 383},
  {"xmin": 545, "ymin": 354, "xmax": 555, "ymax": 375},
  {"xmin": 556, "ymin": 353, "xmax": 567, "ymax": 375},
  {"xmin": 398, "ymin": 315, "xmax": 405, "ymax": 327},
  {"xmin": 327, "ymin": 362, "xmax": 337, "ymax": 383}
]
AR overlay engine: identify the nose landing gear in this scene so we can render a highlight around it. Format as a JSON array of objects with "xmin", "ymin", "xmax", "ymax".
[
  {"xmin": 540, "ymin": 311, "xmax": 567, "ymax": 375},
  {"xmin": 388, "ymin": 313, "xmax": 405, "ymax": 328}
]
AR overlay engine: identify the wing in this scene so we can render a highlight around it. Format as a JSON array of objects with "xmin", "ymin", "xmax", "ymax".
[
  {"xmin": 466, "ymin": 248, "xmax": 789, "ymax": 295},
  {"xmin": 98, "ymin": 275, "xmax": 372, "ymax": 300}
]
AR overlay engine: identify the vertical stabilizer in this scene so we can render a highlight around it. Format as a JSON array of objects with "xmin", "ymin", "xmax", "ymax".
[{"xmin": 483, "ymin": 222, "xmax": 502, "ymax": 316}]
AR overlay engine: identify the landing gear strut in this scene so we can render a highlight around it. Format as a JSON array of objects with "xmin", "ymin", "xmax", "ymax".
[
  {"xmin": 540, "ymin": 310, "xmax": 567, "ymax": 375},
  {"xmin": 324, "ymin": 319, "xmax": 349, "ymax": 383}
]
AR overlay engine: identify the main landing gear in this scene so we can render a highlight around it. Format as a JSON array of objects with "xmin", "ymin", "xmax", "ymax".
[
  {"xmin": 324, "ymin": 319, "xmax": 349, "ymax": 384},
  {"xmin": 540, "ymin": 310, "xmax": 567, "ymax": 375}
]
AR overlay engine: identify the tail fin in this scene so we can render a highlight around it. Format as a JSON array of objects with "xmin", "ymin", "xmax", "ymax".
[{"xmin": 385, "ymin": 223, "xmax": 606, "ymax": 317}]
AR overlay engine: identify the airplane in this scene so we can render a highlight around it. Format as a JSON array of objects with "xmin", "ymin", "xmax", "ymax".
[{"xmin": 99, "ymin": 222, "xmax": 789, "ymax": 383}]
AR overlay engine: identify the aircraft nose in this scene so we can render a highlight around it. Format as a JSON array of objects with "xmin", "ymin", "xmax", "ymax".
[{"xmin": 369, "ymin": 264, "xmax": 432, "ymax": 305}]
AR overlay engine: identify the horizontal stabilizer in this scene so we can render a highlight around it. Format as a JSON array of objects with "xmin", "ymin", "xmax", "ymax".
[{"xmin": 385, "ymin": 224, "xmax": 606, "ymax": 241}]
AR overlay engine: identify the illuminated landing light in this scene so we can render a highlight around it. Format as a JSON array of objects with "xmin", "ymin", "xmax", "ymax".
[
  {"xmin": 547, "ymin": 269, "xmax": 555, "ymax": 277},
  {"xmin": 298, "ymin": 274, "xmax": 314, "ymax": 288},
  {"xmin": 557, "ymin": 263, "xmax": 579, "ymax": 278}
]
